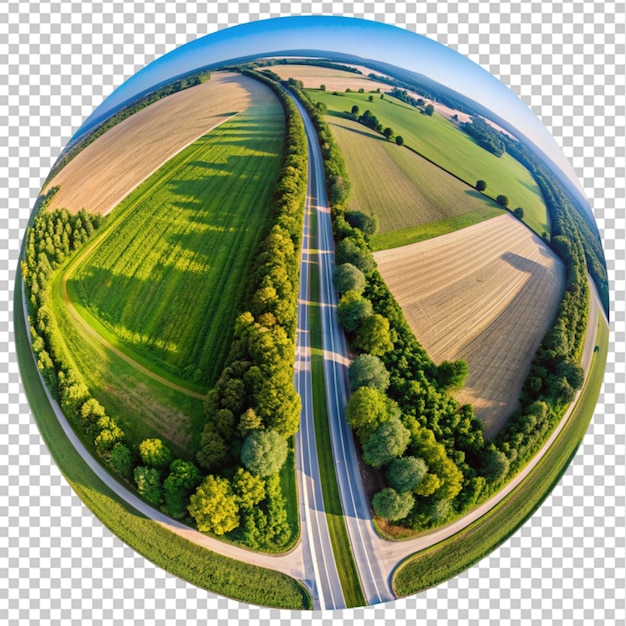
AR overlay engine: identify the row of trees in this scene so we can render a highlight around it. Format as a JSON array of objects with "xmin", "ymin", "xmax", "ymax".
[
  {"xmin": 187, "ymin": 69, "xmax": 310, "ymax": 543},
  {"xmin": 23, "ymin": 71, "xmax": 307, "ymax": 550},
  {"xmin": 460, "ymin": 117, "xmax": 506, "ymax": 157},
  {"xmin": 291, "ymin": 83, "xmax": 593, "ymax": 530},
  {"xmin": 348, "ymin": 106, "xmax": 405, "ymax": 145}
]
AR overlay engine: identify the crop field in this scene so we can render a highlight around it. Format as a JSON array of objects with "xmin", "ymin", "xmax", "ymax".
[
  {"xmin": 326, "ymin": 115, "xmax": 505, "ymax": 243},
  {"xmin": 374, "ymin": 214, "xmax": 565, "ymax": 437},
  {"xmin": 45, "ymin": 72, "xmax": 269, "ymax": 215},
  {"xmin": 66, "ymin": 95, "xmax": 286, "ymax": 390},
  {"xmin": 306, "ymin": 88, "xmax": 549, "ymax": 236},
  {"xmin": 268, "ymin": 64, "xmax": 386, "ymax": 93}
]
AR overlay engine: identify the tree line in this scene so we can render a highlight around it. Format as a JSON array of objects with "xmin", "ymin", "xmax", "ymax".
[{"xmin": 460, "ymin": 117, "xmax": 506, "ymax": 157}]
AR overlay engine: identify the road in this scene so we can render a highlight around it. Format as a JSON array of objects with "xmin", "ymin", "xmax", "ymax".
[
  {"xmin": 288, "ymin": 94, "xmax": 394, "ymax": 606},
  {"xmin": 291, "ymin": 124, "xmax": 347, "ymax": 609}
]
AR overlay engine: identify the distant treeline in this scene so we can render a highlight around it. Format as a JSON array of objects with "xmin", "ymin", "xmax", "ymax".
[
  {"xmin": 45, "ymin": 70, "xmax": 212, "ymax": 184},
  {"xmin": 247, "ymin": 57, "xmax": 362, "ymax": 75},
  {"xmin": 460, "ymin": 117, "xmax": 506, "ymax": 157},
  {"xmin": 388, "ymin": 87, "xmax": 425, "ymax": 108}
]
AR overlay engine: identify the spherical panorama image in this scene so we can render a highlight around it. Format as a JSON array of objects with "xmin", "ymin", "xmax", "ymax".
[{"xmin": 16, "ymin": 16, "xmax": 609, "ymax": 610}]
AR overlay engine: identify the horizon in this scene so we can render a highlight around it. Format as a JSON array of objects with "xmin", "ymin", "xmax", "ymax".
[{"xmin": 73, "ymin": 16, "xmax": 587, "ymax": 198}]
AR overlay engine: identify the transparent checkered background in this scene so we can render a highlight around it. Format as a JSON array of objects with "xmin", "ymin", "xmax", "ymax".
[{"xmin": 1, "ymin": 1, "xmax": 624, "ymax": 624}]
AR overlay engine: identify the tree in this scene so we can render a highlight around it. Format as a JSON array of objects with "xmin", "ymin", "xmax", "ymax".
[
  {"xmin": 481, "ymin": 447, "xmax": 510, "ymax": 483},
  {"xmin": 334, "ymin": 263, "xmax": 366, "ymax": 295},
  {"xmin": 513, "ymin": 207, "xmax": 524, "ymax": 219},
  {"xmin": 425, "ymin": 104, "xmax": 435, "ymax": 116},
  {"xmin": 354, "ymin": 313, "xmax": 394, "ymax": 356},
  {"xmin": 196, "ymin": 423, "xmax": 230, "ymax": 471},
  {"xmin": 138, "ymin": 438, "xmax": 172, "ymax": 470},
  {"xmin": 238, "ymin": 407, "xmax": 262, "ymax": 437},
  {"xmin": 436, "ymin": 359, "xmax": 469, "ymax": 390},
  {"xmin": 351, "ymin": 104, "xmax": 360, "ymax": 115},
  {"xmin": 320, "ymin": 84, "xmax": 326, "ymax": 91},
  {"xmin": 372, "ymin": 488, "xmax": 414, "ymax": 521},
  {"xmin": 241, "ymin": 429, "xmax": 288, "ymax": 476},
  {"xmin": 93, "ymin": 415, "xmax": 124, "ymax": 454},
  {"xmin": 383, "ymin": 127, "xmax": 394, "ymax": 141},
  {"xmin": 369, "ymin": 95, "xmax": 374, "ymax": 102},
  {"xmin": 346, "ymin": 386, "xmax": 399, "ymax": 442},
  {"xmin": 232, "ymin": 467, "xmax": 266, "ymax": 510},
  {"xmin": 475, "ymin": 179, "xmax": 487, "ymax": 192},
  {"xmin": 163, "ymin": 459, "xmax": 203, "ymax": 519},
  {"xmin": 134, "ymin": 466, "xmax": 163, "ymax": 506},
  {"xmin": 345, "ymin": 210, "xmax": 378, "ymax": 236},
  {"xmin": 348, "ymin": 354, "xmax": 390, "ymax": 392},
  {"xmin": 386, "ymin": 456, "xmax": 428, "ymax": 493},
  {"xmin": 335, "ymin": 236, "xmax": 376, "ymax": 273},
  {"xmin": 337, "ymin": 291, "xmax": 373, "ymax": 333},
  {"xmin": 395, "ymin": 135, "xmax": 404, "ymax": 146},
  {"xmin": 496, "ymin": 194, "xmax": 509, "ymax": 207},
  {"xmin": 188, "ymin": 475, "xmax": 240, "ymax": 535},
  {"xmin": 362, "ymin": 417, "xmax": 411, "ymax": 468},
  {"xmin": 109, "ymin": 443, "xmax": 134, "ymax": 479}
]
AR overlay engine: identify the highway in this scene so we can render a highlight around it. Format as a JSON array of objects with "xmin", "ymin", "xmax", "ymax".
[{"xmin": 291, "ymin": 127, "xmax": 347, "ymax": 609}]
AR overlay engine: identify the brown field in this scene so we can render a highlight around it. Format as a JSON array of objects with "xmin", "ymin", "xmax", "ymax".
[
  {"xmin": 374, "ymin": 214, "xmax": 566, "ymax": 437},
  {"xmin": 268, "ymin": 64, "xmax": 388, "ymax": 93},
  {"xmin": 44, "ymin": 72, "xmax": 275, "ymax": 215}
]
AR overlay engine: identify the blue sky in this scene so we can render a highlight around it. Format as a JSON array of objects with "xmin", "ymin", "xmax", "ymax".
[{"xmin": 77, "ymin": 16, "xmax": 583, "ymax": 193}]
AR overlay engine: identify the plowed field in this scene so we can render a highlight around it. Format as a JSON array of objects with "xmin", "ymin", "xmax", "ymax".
[
  {"xmin": 374, "ymin": 214, "xmax": 565, "ymax": 437},
  {"xmin": 45, "ymin": 72, "xmax": 267, "ymax": 215}
]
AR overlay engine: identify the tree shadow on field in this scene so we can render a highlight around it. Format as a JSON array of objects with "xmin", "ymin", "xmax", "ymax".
[
  {"xmin": 460, "ymin": 250, "xmax": 565, "ymax": 439},
  {"xmin": 463, "ymin": 189, "xmax": 504, "ymax": 209}
]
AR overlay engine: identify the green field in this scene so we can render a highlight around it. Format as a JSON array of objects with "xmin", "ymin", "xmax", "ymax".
[
  {"xmin": 325, "ymin": 114, "xmax": 504, "ymax": 249},
  {"xmin": 306, "ymin": 89, "xmax": 549, "ymax": 237},
  {"xmin": 68, "ymin": 101, "xmax": 285, "ymax": 389},
  {"xmin": 14, "ymin": 277, "xmax": 311, "ymax": 609},
  {"xmin": 392, "ymin": 313, "xmax": 609, "ymax": 597}
]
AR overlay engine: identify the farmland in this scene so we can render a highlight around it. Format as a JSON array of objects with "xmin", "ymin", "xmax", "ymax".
[
  {"xmin": 373, "ymin": 214, "xmax": 566, "ymax": 437},
  {"xmin": 325, "ymin": 114, "xmax": 504, "ymax": 245},
  {"xmin": 306, "ymin": 88, "xmax": 549, "ymax": 236},
  {"xmin": 45, "ymin": 72, "xmax": 268, "ymax": 216},
  {"xmin": 268, "ymin": 64, "xmax": 386, "ymax": 93},
  {"xmin": 66, "ymin": 95, "xmax": 286, "ymax": 389}
]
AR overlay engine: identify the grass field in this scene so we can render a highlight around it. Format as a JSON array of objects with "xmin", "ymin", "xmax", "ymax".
[
  {"xmin": 325, "ymin": 114, "xmax": 505, "ymax": 244},
  {"xmin": 308, "ymin": 227, "xmax": 366, "ymax": 608},
  {"xmin": 392, "ymin": 314, "xmax": 609, "ymax": 597},
  {"xmin": 45, "ymin": 72, "xmax": 268, "ymax": 216},
  {"xmin": 306, "ymin": 89, "xmax": 549, "ymax": 236},
  {"xmin": 374, "ymin": 214, "xmax": 566, "ymax": 437},
  {"xmin": 14, "ymin": 277, "xmax": 311, "ymax": 609},
  {"xmin": 66, "ymin": 99, "xmax": 285, "ymax": 389}
]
